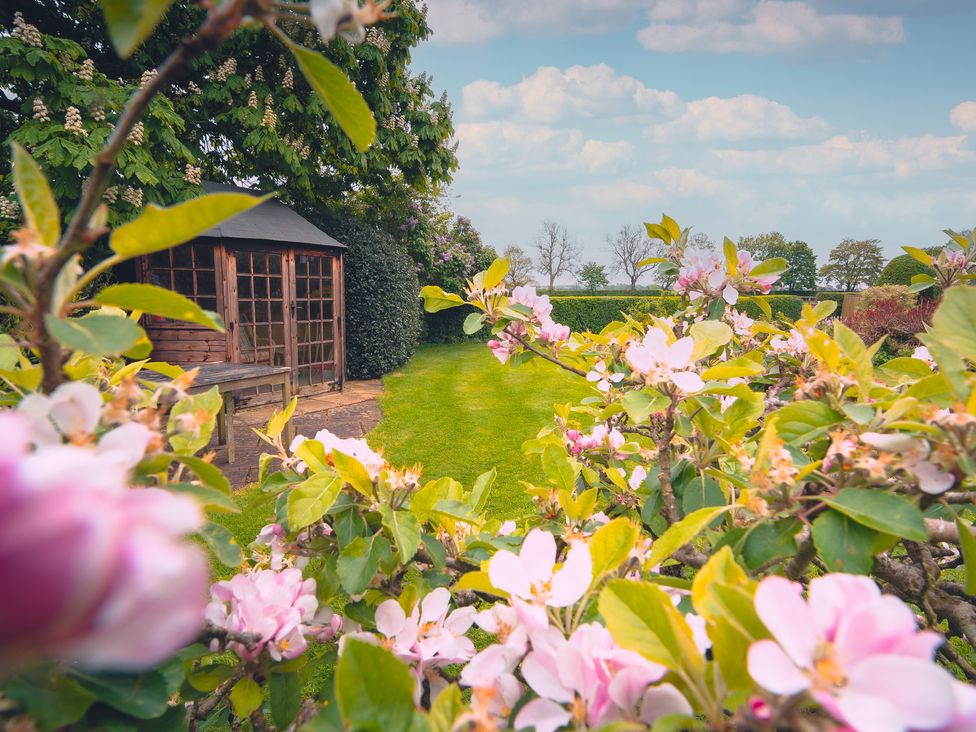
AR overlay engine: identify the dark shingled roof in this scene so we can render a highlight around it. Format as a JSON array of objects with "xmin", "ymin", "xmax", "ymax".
[{"xmin": 198, "ymin": 181, "xmax": 345, "ymax": 249}]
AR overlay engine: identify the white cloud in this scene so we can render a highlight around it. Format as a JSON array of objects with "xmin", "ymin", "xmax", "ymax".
[
  {"xmin": 950, "ymin": 101, "xmax": 976, "ymax": 133},
  {"xmin": 462, "ymin": 65, "xmax": 681, "ymax": 123},
  {"xmin": 655, "ymin": 167, "xmax": 729, "ymax": 197},
  {"xmin": 647, "ymin": 94, "xmax": 829, "ymax": 141},
  {"xmin": 426, "ymin": 0, "xmax": 645, "ymax": 44},
  {"xmin": 570, "ymin": 180, "xmax": 663, "ymax": 210},
  {"xmin": 638, "ymin": 0, "xmax": 905, "ymax": 54},
  {"xmin": 715, "ymin": 133, "xmax": 972, "ymax": 176},
  {"xmin": 454, "ymin": 121, "xmax": 633, "ymax": 174}
]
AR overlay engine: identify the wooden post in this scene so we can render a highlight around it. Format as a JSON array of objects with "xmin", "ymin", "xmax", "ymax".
[
  {"xmin": 281, "ymin": 371, "xmax": 294, "ymax": 447},
  {"xmin": 223, "ymin": 393, "xmax": 236, "ymax": 463}
]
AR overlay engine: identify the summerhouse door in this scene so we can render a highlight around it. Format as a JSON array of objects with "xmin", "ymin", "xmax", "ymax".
[
  {"xmin": 291, "ymin": 251, "xmax": 342, "ymax": 390},
  {"xmin": 231, "ymin": 249, "xmax": 291, "ymax": 371}
]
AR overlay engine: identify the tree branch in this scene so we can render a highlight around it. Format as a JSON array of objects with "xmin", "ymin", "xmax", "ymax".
[{"xmin": 510, "ymin": 332, "xmax": 587, "ymax": 377}]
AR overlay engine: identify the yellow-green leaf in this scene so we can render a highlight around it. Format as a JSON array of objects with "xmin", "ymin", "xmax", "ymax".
[
  {"xmin": 483, "ymin": 258, "xmax": 510, "ymax": 290},
  {"xmin": 229, "ymin": 676, "xmax": 262, "ymax": 719},
  {"xmin": 101, "ymin": 0, "xmax": 175, "ymax": 57},
  {"xmin": 590, "ymin": 518, "xmax": 640, "ymax": 579},
  {"xmin": 333, "ymin": 450, "xmax": 374, "ymax": 497},
  {"xmin": 12, "ymin": 142, "xmax": 60, "ymax": 246},
  {"xmin": 288, "ymin": 43, "xmax": 376, "ymax": 152},
  {"xmin": 288, "ymin": 472, "xmax": 343, "ymax": 530},
  {"xmin": 94, "ymin": 283, "xmax": 223, "ymax": 331},
  {"xmin": 110, "ymin": 193, "xmax": 270, "ymax": 258}
]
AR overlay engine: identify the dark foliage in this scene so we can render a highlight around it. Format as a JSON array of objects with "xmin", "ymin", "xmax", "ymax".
[{"xmin": 844, "ymin": 298, "xmax": 937, "ymax": 355}]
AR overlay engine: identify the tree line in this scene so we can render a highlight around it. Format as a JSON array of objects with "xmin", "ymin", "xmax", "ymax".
[{"xmin": 501, "ymin": 220, "xmax": 912, "ymax": 293}]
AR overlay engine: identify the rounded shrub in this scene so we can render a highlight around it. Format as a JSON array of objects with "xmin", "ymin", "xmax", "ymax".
[
  {"xmin": 877, "ymin": 254, "xmax": 935, "ymax": 287},
  {"xmin": 321, "ymin": 215, "xmax": 421, "ymax": 379}
]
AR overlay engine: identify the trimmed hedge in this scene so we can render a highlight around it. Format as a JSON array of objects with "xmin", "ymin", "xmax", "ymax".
[
  {"xmin": 877, "ymin": 254, "xmax": 935, "ymax": 287},
  {"xmin": 321, "ymin": 216, "xmax": 421, "ymax": 379},
  {"xmin": 815, "ymin": 292, "xmax": 846, "ymax": 310},
  {"xmin": 422, "ymin": 307, "xmax": 477, "ymax": 344},
  {"xmin": 422, "ymin": 294, "xmax": 804, "ymax": 342},
  {"xmin": 541, "ymin": 288, "xmax": 666, "ymax": 298}
]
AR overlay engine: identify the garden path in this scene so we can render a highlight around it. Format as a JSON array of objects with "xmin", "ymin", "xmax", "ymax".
[{"xmin": 214, "ymin": 379, "xmax": 384, "ymax": 487}]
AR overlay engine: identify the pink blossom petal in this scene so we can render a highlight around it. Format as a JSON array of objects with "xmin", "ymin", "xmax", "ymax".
[
  {"xmin": 833, "ymin": 595, "xmax": 918, "ymax": 664},
  {"xmin": 808, "ymin": 574, "xmax": 879, "ymax": 641},
  {"xmin": 489, "ymin": 550, "xmax": 530, "ymax": 599},
  {"xmin": 723, "ymin": 283, "xmax": 739, "ymax": 305},
  {"xmin": 666, "ymin": 337, "xmax": 695, "ymax": 370},
  {"xmin": 548, "ymin": 542, "xmax": 592, "ymax": 607},
  {"xmin": 670, "ymin": 370, "xmax": 704, "ymax": 393},
  {"xmin": 639, "ymin": 683, "xmax": 693, "ymax": 725},
  {"xmin": 375, "ymin": 599, "xmax": 406, "ymax": 638},
  {"xmin": 420, "ymin": 587, "xmax": 451, "ymax": 625},
  {"xmin": 521, "ymin": 650, "xmax": 574, "ymax": 703},
  {"xmin": 753, "ymin": 576, "xmax": 817, "ymax": 668},
  {"xmin": 514, "ymin": 698, "xmax": 572, "ymax": 732},
  {"xmin": 747, "ymin": 640, "xmax": 810, "ymax": 695},
  {"xmin": 890, "ymin": 630, "xmax": 943, "ymax": 661},
  {"xmin": 519, "ymin": 529, "xmax": 557, "ymax": 586},
  {"xmin": 837, "ymin": 655, "xmax": 956, "ymax": 732},
  {"xmin": 445, "ymin": 606, "xmax": 476, "ymax": 635},
  {"xmin": 914, "ymin": 460, "xmax": 955, "ymax": 494}
]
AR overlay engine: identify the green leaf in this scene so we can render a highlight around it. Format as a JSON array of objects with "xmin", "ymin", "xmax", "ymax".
[
  {"xmin": 956, "ymin": 518, "xmax": 976, "ymax": 595},
  {"xmin": 483, "ymin": 258, "xmax": 510, "ymax": 290},
  {"xmin": 199, "ymin": 521, "xmax": 242, "ymax": 567},
  {"xmin": 541, "ymin": 445, "xmax": 579, "ymax": 490},
  {"xmin": 100, "ymin": 0, "xmax": 175, "ymax": 57},
  {"xmin": 689, "ymin": 320, "xmax": 733, "ymax": 359},
  {"xmin": 645, "ymin": 505, "xmax": 731, "ymax": 568},
  {"xmin": 166, "ymin": 482, "xmax": 239, "ymax": 513},
  {"xmin": 825, "ymin": 488, "xmax": 927, "ymax": 541},
  {"xmin": 230, "ymin": 676, "xmax": 262, "ymax": 719},
  {"xmin": 380, "ymin": 505, "xmax": 421, "ymax": 563},
  {"xmin": 110, "ymin": 193, "xmax": 270, "ymax": 258},
  {"xmin": 420, "ymin": 285, "xmax": 466, "ymax": 313},
  {"xmin": 332, "ymin": 450, "xmax": 374, "ymax": 497},
  {"xmin": 462, "ymin": 311, "xmax": 486, "ymax": 335},
  {"xmin": 812, "ymin": 510, "xmax": 875, "ymax": 574},
  {"xmin": 288, "ymin": 472, "xmax": 343, "ymax": 530},
  {"xmin": 268, "ymin": 395, "xmax": 298, "ymax": 440},
  {"xmin": 95, "ymin": 283, "xmax": 223, "ymax": 331},
  {"xmin": 167, "ymin": 387, "xmax": 222, "ymax": 455},
  {"xmin": 644, "ymin": 222, "xmax": 671, "ymax": 243},
  {"xmin": 590, "ymin": 518, "xmax": 639, "ymax": 578},
  {"xmin": 930, "ymin": 287, "xmax": 976, "ymax": 363},
  {"xmin": 337, "ymin": 535, "xmax": 391, "ymax": 595},
  {"xmin": 680, "ymin": 475, "xmax": 725, "ymax": 516},
  {"xmin": 12, "ymin": 142, "xmax": 60, "ymax": 246},
  {"xmin": 620, "ymin": 389, "xmax": 668, "ymax": 423},
  {"xmin": 428, "ymin": 684, "xmax": 464, "ymax": 732},
  {"xmin": 70, "ymin": 669, "xmax": 170, "ymax": 720},
  {"xmin": 749, "ymin": 257, "xmax": 788, "ymax": 277},
  {"xmin": 741, "ymin": 519, "xmax": 800, "ymax": 570},
  {"xmin": 46, "ymin": 313, "xmax": 144, "ymax": 357},
  {"xmin": 270, "ymin": 672, "xmax": 303, "ymax": 729},
  {"xmin": 599, "ymin": 579, "xmax": 704, "ymax": 674},
  {"xmin": 701, "ymin": 357, "xmax": 764, "ymax": 381},
  {"xmin": 6, "ymin": 669, "xmax": 95, "ymax": 732},
  {"xmin": 288, "ymin": 43, "xmax": 376, "ymax": 152},
  {"xmin": 904, "ymin": 246, "xmax": 934, "ymax": 265},
  {"xmin": 295, "ymin": 438, "xmax": 331, "ymax": 474},
  {"xmin": 169, "ymin": 453, "xmax": 231, "ymax": 494},
  {"xmin": 336, "ymin": 639, "xmax": 415, "ymax": 732},
  {"xmin": 771, "ymin": 401, "xmax": 844, "ymax": 444},
  {"xmin": 660, "ymin": 214, "xmax": 681, "ymax": 242},
  {"xmin": 469, "ymin": 468, "xmax": 496, "ymax": 514}
]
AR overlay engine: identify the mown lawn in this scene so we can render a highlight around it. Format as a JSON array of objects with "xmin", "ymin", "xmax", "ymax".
[
  {"xmin": 369, "ymin": 342, "xmax": 591, "ymax": 519},
  {"xmin": 212, "ymin": 342, "xmax": 591, "ymax": 550}
]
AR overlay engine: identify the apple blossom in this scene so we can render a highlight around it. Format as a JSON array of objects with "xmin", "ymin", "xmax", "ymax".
[
  {"xmin": 510, "ymin": 285, "xmax": 553, "ymax": 322},
  {"xmin": 290, "ymin": 427, "xmax": 386, "ymax": 478},
  {"xmin": 487, "ymin": 331, "xmax": 519, "ymax": 364},
  {"xmin": 586, "ymin": 360, "xmax": 624, "ymax": 392},
  {"xmin": 0, "ymin": 413, "xmax": 207, "ymax": 670},
  {"xmin": 860, "ymin": 432, "xmax": 955, "ymax": 495},
  {"xmin": 626, "ymin": 327, "xmax": 704, "ymax": 393},
  {"xmin": 748, "ymin": 574, "xmax": 957, "ymax": 732},
  {"xmin": 488, "ymin": 529, "xmax": 592, "ymax": 624},
  {"xmin": 913, "ymin": 345, "xmax": 936, "ymax": 368},
  {"xmin": 538, "ymin": 318, "xmax": 570, "ymax": 345},
  {"xmin": 206, "ymin": 567, "xmax": 318, "ymax": 661}
]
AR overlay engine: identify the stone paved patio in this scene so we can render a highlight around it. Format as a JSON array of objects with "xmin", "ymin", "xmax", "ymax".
[{"xmin": 211, "ymin": 379, "xmax": 384, "ymax": 488}]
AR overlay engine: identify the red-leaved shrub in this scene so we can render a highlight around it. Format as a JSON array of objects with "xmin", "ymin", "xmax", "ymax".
[{"xmin": 844, "ymin": 297, "xmax": 937, "ymax": 352}]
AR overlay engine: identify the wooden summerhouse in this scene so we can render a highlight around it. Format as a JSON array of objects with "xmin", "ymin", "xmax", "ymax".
[{"xmin": 135, "ymin": 182, "xmax": 346, "ymax": 397}]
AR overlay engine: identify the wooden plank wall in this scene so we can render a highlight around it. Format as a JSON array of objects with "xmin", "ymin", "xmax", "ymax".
[{"xmin": 145, "ymin": 324, "xmax": 227, "ymax": 364}]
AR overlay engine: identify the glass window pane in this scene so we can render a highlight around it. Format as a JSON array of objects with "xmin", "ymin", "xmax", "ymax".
[
  {"xmin": 270, "ymin": 277, "xmax": 282, "ymax": 299},
  {"xmin": 197, "ymin": 272, "xmax": 216, "ymax": 295},
  {"xmin": 194, "ymin": 245, "xmax": 214, "ymax": 269},
  {"xmin": 323, "ymin": 321, "xmax": 333, "ymax": 341},
  {"xmin": 269, "ymin": 255, "xmax": 281, "ymax": 275},
  {"xmin": 150, "ymin": 271, "xmax": 170, "ymax": 288},
  {"xmin": 241, "ymin": 302, "xmax": 255, "ymax": 324},
  {"xmin": 271, "ymin": 324, "xmax": 285, "ymax": 347},
  {"xmin": 310, "ymin": 300, "xmax": 321, "ymax": 320},
  {"xmin": 173, "ymin": 270, "xmax": 194, "ymax": 295},
  {"xmin": 237, "ymin": 276, "xmax": 252, "ymax": 299},
  {"xmin": 198, "ymin": 297, "xmax": 217, "ymax": 312},
  {"xmin": 150, "ymin": 250, "xmax": 170, "ymax": 268},
  {"xmin": 254, "ymin": 277, "xmax": 267, "ymax": 299},
  {"xmin": 296, "ymin": 278, "xmax": 308, "ymax": 299},
  {"xmin": 270, "ymin": 301, "xmax": 283, "ymax": 322},
  {"xmin": 235, "ymin": 250, "xmax": 252, "ymax": 273},
  {"xmin": 173, "ymin": 245, "xmax": 193, "ymax": 269}
]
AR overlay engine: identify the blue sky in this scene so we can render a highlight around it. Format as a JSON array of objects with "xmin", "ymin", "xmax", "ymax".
[{"xmin": 409, "ymin": 0, "xmax": 976, "ymax": 283}]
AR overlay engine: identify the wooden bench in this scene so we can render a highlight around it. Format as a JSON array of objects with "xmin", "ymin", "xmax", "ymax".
[{"xmin": 144, "ymin": 362, "xmax": 293, "ymax": 463}]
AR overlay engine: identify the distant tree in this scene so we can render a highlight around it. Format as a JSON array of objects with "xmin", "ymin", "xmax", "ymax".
[
  {"xmin": 608, "ymin": 224, "xmax": 657, "ymax": 292},
  {"xmin": 818, "ymin": 239, "xmax": 885, "ymax": 291},
  {"xmin": 739, "ymin": 232, "xmax": 817, "ymax": 290},
  {"xmin": 688, "ymin": 232, "xmax": 716, "ymax": 250},
  {"xmin": 577, "ymin": 262, "xmax": 609, "ymax": 293},
  {"xmin": 534, "ymin": 220, "xmax": 581, "ymax": 291},
  {"xmin": 502, "ymin": 245, "xmax": 534, "ymax": 288}
]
